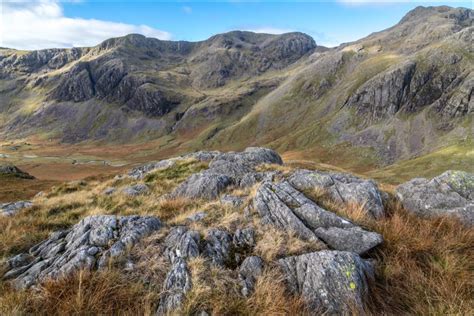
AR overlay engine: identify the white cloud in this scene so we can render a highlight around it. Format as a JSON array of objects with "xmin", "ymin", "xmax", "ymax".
[
  {"xmin": 182, "ymin": 6, "xmax": 192, "ymax": 14},
  {"xmin": 0, "ymin": 0, "xmax": 171, "ymax": 50},
  {"xmin": 243, "ymin": 27, "xmax": 294, "ymax": 35}
]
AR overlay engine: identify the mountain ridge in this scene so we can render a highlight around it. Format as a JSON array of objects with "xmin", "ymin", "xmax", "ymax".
[{"xmin": 0, "ymin": 5, "xmax": 472, "ymax": 170}]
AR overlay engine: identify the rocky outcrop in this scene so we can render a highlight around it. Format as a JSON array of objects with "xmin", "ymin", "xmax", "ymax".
[
  {"xmin": 238, "ymin": 256, "xmax": 264, "ymax": 296},
  {"xmin": 396, "ymin": 170, "xmax": 474, "ymax": 225},
  {"xmin": 252, "ymin": 180, "xmax": 383, "ymax": 254},
  {"xmin": 156, "ymin": 258, "xmax": 192, "ymax": 315},
  {"xmin": 0, "ymin": 165, "xmax": 35, "ymax": 179},
  {"xmin": 172, "ymin": 147, "xmax": 283, "ymax": 200},
  {"xmin": 288, "ymin": 169, "xmax": 386, "ymax": 219},
  {"xmin": 2, "ymin": 215, "xmax": 162, "ymax": 289},
  {"xmin": 164, "ymin": 226, "xmax": 201, "ymax": 263},
  {"xmin": 278, "ymin": 251, "xmax": 374, "ymax": 315},
  {"xmin": 0, "ymin": 201, "xmax": 33, "ymax": 216},
  {"xmin": 203, "ymin": 229, "xmax": 233, "ymax": 267},
  {"xmin": 128, "ymin": 159, "xmax": 177, "ymax": 179}
]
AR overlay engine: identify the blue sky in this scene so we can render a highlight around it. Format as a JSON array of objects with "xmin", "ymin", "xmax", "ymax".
[{"xmin": 1, "ymin": 1, "xmax": 471, "ymax": 50}]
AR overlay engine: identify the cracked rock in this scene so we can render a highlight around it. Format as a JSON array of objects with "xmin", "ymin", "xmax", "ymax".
[
  {"xmin": 278, "ymin": 250, "xmax": 374, "ymax": 315},
  {"xmin": 2, "ymin": 215, "xmax": 162, "ymax": 289}
]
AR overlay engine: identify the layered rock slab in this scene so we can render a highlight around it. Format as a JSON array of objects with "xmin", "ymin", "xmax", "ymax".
[
  {"xmin": 0, "ymin": 201, "xmax": 33, "ymax": 216},
  {"xmin": 253, "ymin": 180, "xmax": 382, "ymax": 254},
  {"xmin": 396, "ymin": 170, "xmax": 474, "ymax": 225},
  {"xmin": 2, "ymin": 215, "xmax": 162, "ymax": 289},
  {"xmin": 278, "ymin": 251, "xmax": 374, "ymax": 315},
  {"xmin": 288, "ymin": 169, "xmax": 386, "ymax": 219}
]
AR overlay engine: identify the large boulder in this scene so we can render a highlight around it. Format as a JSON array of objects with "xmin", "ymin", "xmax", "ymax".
[
  {"xmin": 128, "ymin": 159, "xmax": 177, "ymax": 179},
  {"xmin": 2, "ymin": 215, "xmax": 162, "ymax": 289},
  {"xmin": 252, "ymin": 181, "xmax": 383, "ymax": 254},
  {"xmin": 278, "ymin": 251, "xmax": 374, "ymax": 315},
  {"xmin": 0, "ymin": 201, "xmax": 33, "ymax": 216},
  {"xmin": 396, "ymin": 170, "xmax": 474, "ymax": 225},
  {"xmin": 0, "ymin": 165, "xmax": 35, "ymax": 179},
  {"xmin": 171, "ymin": 172, "xmax": 233, "ymax": 200},
  {"xmin": 288, "ymin": 169, "xmax": 385, "ymax": 219}
]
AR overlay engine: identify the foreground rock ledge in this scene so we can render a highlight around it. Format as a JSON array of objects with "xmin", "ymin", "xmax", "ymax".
[
  {"xmin": 2, "ymin": 215, "xmax": 162, "ymax": 289},
  {"xmin": 278, "ymin": 250, "xmax": 374, "ymax": 315}
]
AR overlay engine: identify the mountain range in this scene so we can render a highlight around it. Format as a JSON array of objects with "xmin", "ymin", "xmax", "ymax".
[{"xmin": 0, "ymin": 5, "xmax": 472, "ymax": 170}]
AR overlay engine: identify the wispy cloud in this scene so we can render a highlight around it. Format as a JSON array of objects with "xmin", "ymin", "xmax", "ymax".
[
  {"xmin": 243, "ymin": 27, "xmax": 294, "ymax": 34},
  {"xmin": 182, "ymin": 6, "xmax": 192, "ymax": 14},
  {"xmin": 0, "ymin": 0, "xmax": 171, "ymax": 50}
]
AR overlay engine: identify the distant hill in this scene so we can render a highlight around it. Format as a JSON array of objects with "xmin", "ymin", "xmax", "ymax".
[{"xmin": 0, "ymin": 6, "xmax": 472, "ymax": 168}]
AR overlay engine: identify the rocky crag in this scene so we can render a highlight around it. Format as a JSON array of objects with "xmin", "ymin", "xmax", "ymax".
[
  {"xmin": 0, "ymin": 6, "xmax": 472, "ymax": 167},
  {"xmin": 2, "ymin": 147, "xmax": 472, "ymax": 314}
]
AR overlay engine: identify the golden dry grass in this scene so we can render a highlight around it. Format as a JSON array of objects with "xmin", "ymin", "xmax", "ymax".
[{"xmin": 0, "ymin": 158, "xmax": 473, "ymax": 315}]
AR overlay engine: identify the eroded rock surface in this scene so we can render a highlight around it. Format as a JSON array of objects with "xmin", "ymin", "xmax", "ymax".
[
  {"xmin": 172, "ymin": 147, "xmax": 283, "ymax": 200},
  {"xmin": 239, "ymin": 256, "xmax": 264, "ymax": 296},
  {"xmin": 122, "ymin": 183, "xmax": 149, "ymax": 196},
  {"xmin": 0, "ymin": 201, "xmax": 33, "ymax": 216},
  {"xmin": 253, "ymin": 180, "xmax": 382, "ymax": 254},
  {"xmin": 396, "ymin": 170, "xmax": 474, "ymax": 225},
  {"xmin": 164, "ymin": 226, "xmax": 201, "ymax": 263},
  {"xmin": 156, "ymin": 258, "xmax": 192, "ymax": 315},
  {"xmin": 278, "ymin": 251, "xmax": 374, "ymax": 315},
  {"xmin": 2, "ymin": 215, "xmax": 162, "ymax": 289},
  {"xmin": 289, "ymin": 169, "xmax": 385, "ymax": 219}
]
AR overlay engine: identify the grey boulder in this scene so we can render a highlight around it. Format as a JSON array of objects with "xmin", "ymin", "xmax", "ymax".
[
  {"xmin": 156, "ymin": 258, "xmax": 192, "ymax": 315},
  {"xmin": 0, "ymin": 201, "xmax": 33, "ymax": 216},
  {"xmin": 3, "ymin": 215, "xmax": 162, "ymax": 289},
  {"xmin": 289, "ymin": 169, "xmax": 385, "ymax": 219},
  {"xmin": 164, "ymin": 226, "xmax": 201, "ymax": 263},
  {"xmin": 172, "ymin": 172, "xmax": 233, "ymax": 200},
  {"xmin": 396, "ymin": 170, "xmax": 474, "ymax": 225},
  {"xmin": 253, "ymin": 181, "xmax": 382, "ymax": 254},
  {"xmin": 239, "ymin": 256, "xmax": 264, "ymax": 296},
  {"xmin": 278, "ymin": 251, "xmax": 374, "ymax": 315},
  {"xmin": 203, "ymin": 228, "xmax": 233, "ymax": 267},
  {"xmin": 128, "ymin": 159, "xmax": 177, "ymax": 179}
]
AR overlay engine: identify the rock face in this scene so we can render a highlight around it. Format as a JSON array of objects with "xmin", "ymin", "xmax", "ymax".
[
  {"xmin": 396, "ymin": 170, "xmax": 474, "ymax": 225},
  {"xmin": 0, "ymin": 165, "xmax": 35, "ymax": 179},
  {"xmin": 156, "ymin": 258, "xmax": 192, "ymax": 315},
  {"xmin": 2, "ymin": 215, "xmax": 162, "ymax": 289},
  {"xmin": 203, "ymin": 229, "xmax": 233, "ymax": 267},
  {"xmin": 278, "ymin": 251, "xmax": 374, "ymax": 315},
  {"xmin": 238, "ymin": 256, "xmax": 264, "ymax": 296},
  {"xmin": 253, "ymin": 180, "xmax": 383, "ymax": 254},
  {"xmin": 289, "ymin": 169, "xmax": 385, "ymax": 219},
  {"xmin": 0, "ymin": 201, "xmax": 33, "ymax": 216},
  {"xmin": 172, "ymin": 147, "xmax": 283, "ymax": 200},
  {"xmin": 164, "ymin": 226, "xmax": 201, "ymax": 263}
]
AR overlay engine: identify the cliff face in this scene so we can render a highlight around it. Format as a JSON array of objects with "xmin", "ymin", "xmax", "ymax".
[{"xmin": 0, "ymin": 6, "xmax": 472, "ymax": 165}]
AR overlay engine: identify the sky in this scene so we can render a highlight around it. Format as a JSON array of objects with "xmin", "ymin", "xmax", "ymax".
[{"xmin": 1, "ymin": 0, "xmax": 471, "ymax": 50}]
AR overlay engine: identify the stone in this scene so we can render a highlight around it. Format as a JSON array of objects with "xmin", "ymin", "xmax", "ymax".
[
  {"xmin": 289, "ymin": 169, "xmax": 385, "ymax": 219},
  {"xmin": 278, "ymin": 251, "xmax": 374, "ymax": 315},
  {"xmin": 0, "ymin": 165, "xmax": 35, "ymax": 179},
  {"xmin": 164, "ymin": 227, "xmax": 201, "ymax": 263},
  {"xmin": 128, "ymin": 159, "xmax": 177, "ymax": 179},
  {"xmin": 396, "ymin": 170, "xmax": 474, "ymax": 225},
  {"xmin": 0, "ymin": 201, "xmax": 33, "ymax": 216},
  {"xmin": 172, "ymin": 147, "xmax": 283, "ymax": 200},
  {"xmin": 314, "ymin": 227, "xmax": 383, "ymax": 255},
  {"xmin": 252, "ymin": 181, "xmax": 383, "ymax": 254},
  {"xmin": 172, "ymin": 172, "xmax": 233, "ymax": 200},
  {"xmin": 156, "ymin": 258, "xmax": 192, "ymax": 315},
  {"xmin": 122, "ymin": 183, "xmax": 149, "ymax": 196},
  {"xmin": 203, "ymin": 229, "xmax": 233, "ymax": 267},
  {"xmin": 2, "ymin": 215, "xmax": 162, "ymax": 289},
  {"xmin": 239, "ymin": 256, "xmax": 264, "ymax": 296},
  {"xmin": 233, "ymin": 228, "xmax": 256, "ymax": 249}
]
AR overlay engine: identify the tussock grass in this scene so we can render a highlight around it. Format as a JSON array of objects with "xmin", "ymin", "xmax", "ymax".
[{"xmin": 1, "ymin": 158, "xmax": 473, "ymax": 315}]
